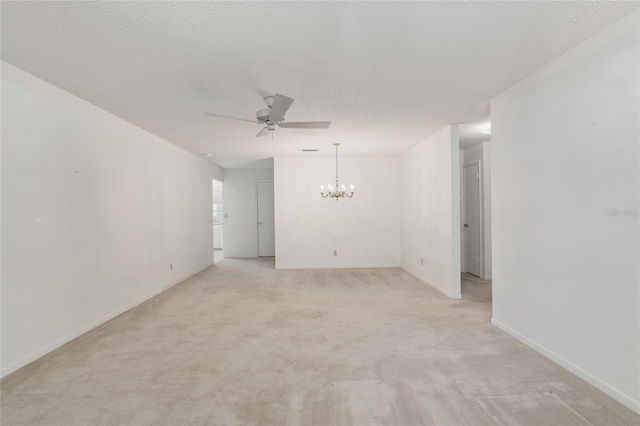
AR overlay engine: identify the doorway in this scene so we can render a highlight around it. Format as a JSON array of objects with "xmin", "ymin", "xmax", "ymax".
[
  {"xmin": 212, "ymin": 179, "xmax": 224, "ymax": 264},
  {"xmin": 257, "ymin": 180, "xmax": 275, "ymax": 257},
  {"xmin": 463, "ymin": 163, "xmax": 482, "ymax": 277},
  {"xmin": 461, "ymin": 160, "xmax": 492, "ymax": 304}
]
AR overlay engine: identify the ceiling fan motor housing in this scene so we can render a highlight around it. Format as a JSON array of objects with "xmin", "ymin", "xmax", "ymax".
[{"xmin": 256, "ymin": 108, "xmax": 271, "ymax": 123}]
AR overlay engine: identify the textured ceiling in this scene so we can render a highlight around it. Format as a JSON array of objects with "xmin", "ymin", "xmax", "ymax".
[{"xmin": 2, "ymin": 2, "xmax": 638, "ymax": 168}]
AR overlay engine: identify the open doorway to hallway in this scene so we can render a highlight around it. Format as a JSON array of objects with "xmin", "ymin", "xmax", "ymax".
[
  {"xmin": 463, "ymin": 162, "xmax": 482, "ymax": 277},
  {"xmin": 212, "ymin": 179, "xmax": 224, "ymax": 264},
  {"xmin": 459, "ymin": 119, "xmax": 492, "ymax": 300}
]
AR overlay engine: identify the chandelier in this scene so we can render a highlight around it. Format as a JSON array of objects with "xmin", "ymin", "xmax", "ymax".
[{"xmin": 320, "ymin": 143, "xmax": 355, "ymax": 200}]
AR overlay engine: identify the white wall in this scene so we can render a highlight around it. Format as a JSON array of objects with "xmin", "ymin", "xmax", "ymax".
[
  {"xmin": 400, "ymin": 126, "xmax": 461, "ymax": 298},
  {"xmin": 490, "ymin": 16, "xmax": 639, "ymax": 412},
  {"xmin": 1, "ymin": 61, "xmax": 223, "ymax": 377},
  {"xmin": 223, "ymin": 168, "xmax": 274, "ymax": 258},
  {"xmin": 461, "ymin": 141, "xmax": 492, "ymax": 279},
  {"xmin": 274, "ymin": 156, "xmax": 400, "ymax": 269}
]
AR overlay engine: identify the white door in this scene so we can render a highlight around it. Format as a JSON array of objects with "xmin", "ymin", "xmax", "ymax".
[
  {"xmin": 257, "ymin": 181, "xmax": 275, "ymax": 257},
  {"xmin": 464, "ymin": 163, "xmax": 482, "ymax": 277}
]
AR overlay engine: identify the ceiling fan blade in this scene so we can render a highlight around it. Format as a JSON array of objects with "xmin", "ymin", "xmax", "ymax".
[
  {"xmin": 256, "ymin": 127, "xmax": 270, "ymax": 137},
  {"xmin": 205, "ymin": 112, "xmax": 256, "ymax": 123},
  {"xmin": 278, "ymin": 121, "xmax": 331, "ymax": 129},
  {"xmin": 269, "ymin": 94, "xmax": 294, "ymax": 123}
]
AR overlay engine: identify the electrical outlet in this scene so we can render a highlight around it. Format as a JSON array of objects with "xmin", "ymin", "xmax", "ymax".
[
  {"xmin": 420, "ymin": 258, "xmax": 424, "ymax": 266},
  {"xmin": 333, "ymin": 250, "xmax": 337, "ymax": 256},
  {"xmin": 169, "ymin": 263, "xmax": 173, "ymax": 271}
]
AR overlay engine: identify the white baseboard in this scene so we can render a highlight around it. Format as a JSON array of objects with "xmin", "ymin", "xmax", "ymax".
[
  {"xmin": 1, "ymin": 263, "xmax": 213, "ymax": 379},
  {"xmin": 401, "ymin": 265, "xmax": 462, "ymax": 299},
  {"xmin": 275, "ymin": 264, "xmax": 400, "ymax": 270},
  {"xmin": 491, "ymin": 318, "xmax": 640, "ymax": 414}
]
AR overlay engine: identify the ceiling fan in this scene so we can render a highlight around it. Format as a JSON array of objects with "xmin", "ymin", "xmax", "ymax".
[{"xmin": 205, "ymin": 94, "xmax": 331, "ymax": 137}]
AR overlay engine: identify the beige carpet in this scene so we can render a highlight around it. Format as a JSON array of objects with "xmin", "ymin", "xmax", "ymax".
[{"xmin": 1, "ymin": 258, "xmax": 638, "ymax": 425}]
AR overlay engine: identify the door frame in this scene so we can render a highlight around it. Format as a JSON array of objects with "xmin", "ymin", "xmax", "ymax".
[
  {"xmin": 256, "ymin": 179, "xmax": 275, "ymax": 257},
  {"xmin": 462, "ymin": 161, "xmax": 484, "ymax": 277}
]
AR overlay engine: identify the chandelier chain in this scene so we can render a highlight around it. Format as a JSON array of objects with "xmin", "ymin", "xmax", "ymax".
[{"xmin": 335, "ymin": 143, "xmax": 339, "ymax": 188}]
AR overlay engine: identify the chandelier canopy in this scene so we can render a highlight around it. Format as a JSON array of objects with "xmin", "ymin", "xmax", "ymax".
[{"xmin": 320, "ymin": 143, "xmax": 354, "ymax": 200}]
